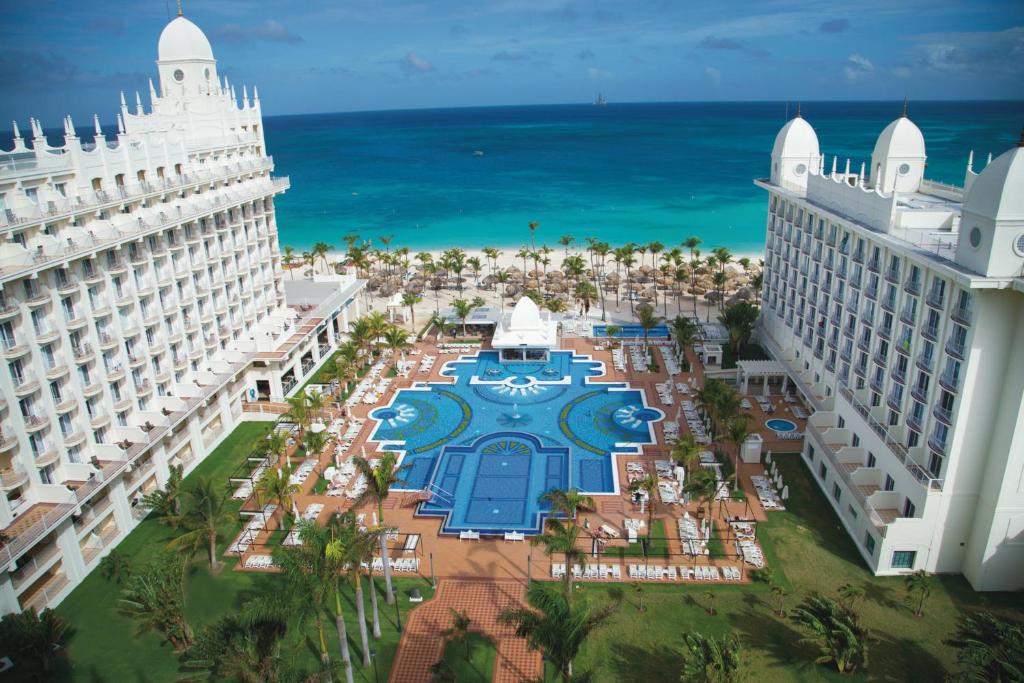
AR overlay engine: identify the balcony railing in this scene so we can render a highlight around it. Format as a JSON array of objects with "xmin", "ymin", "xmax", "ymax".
[
  {"xmin": 932, "ymin": 404, "xmax": 954, "ymax": 425},
  {"xmin": 939, "ymin": 370, "xmax": 961, "ymax": 392},
  {"xmin": 925, "ymin": 289, "xmax": 945, "ymax": 309},
  {"xmin": 945, "ymin": 336, "xmax": 966, "ymax": 360},
  {"xmin": 951, "ymin": 304, "xmax": 972, "ymax": 326}
]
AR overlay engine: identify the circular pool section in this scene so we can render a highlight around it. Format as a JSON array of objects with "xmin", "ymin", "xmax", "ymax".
[{"xmin": 766, "ymin": 418, "xmax": 797, "ymax": 432}]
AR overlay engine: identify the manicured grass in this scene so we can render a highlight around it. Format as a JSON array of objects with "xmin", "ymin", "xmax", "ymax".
[
  {"xmin": 616, "ymin": 519, "xmax": 669, "ymax": 559},
  {"xmin": 45, "ymin": 421, "xmax": 434, "ymax": 683},
  {"xmin": 565, "ymin": 453, "xmax": 1024, "ymax": 682},
  {"xmin": 438, "ymin": 632, "xmax": 497, "ymax": 682}
]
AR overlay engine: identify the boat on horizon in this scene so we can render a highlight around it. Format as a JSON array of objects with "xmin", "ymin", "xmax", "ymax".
[{"xmin": 594, "ymin": 93, "xmax": 607, "ymax": 106}]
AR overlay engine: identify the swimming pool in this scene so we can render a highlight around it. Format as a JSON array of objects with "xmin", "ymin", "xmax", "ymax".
[
  {"xmin": 766, "ymin": 418, "xmax": 798, "ymax": 432},
  {"xmin": 368, "ymin": 350, "xmax": 662, "ymax": 535},
  {"xmin": 593, "ymin": 324, "xmax": 670, "ymax": 338}
]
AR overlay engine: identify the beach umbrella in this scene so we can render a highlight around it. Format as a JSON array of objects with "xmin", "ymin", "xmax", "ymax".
[
  {"xmin": 781, "ymin": 485, "xmax": 789, "ymax": 500},
  {"xmin": 765, "ymin": 452, "xmax": 772, "ymax": 465}
]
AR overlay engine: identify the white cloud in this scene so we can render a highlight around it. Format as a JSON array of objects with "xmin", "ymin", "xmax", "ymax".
[
  {"xmin": 704, "ymin": 66, "xmax": 721, "ymax": 86},
  {"xmin": 843, "ymin": 52, "xmax": 874, "ymax": 81},
  {"xmin": 399, "ymin": 52, "xmax": 434, "ymax": 74}
]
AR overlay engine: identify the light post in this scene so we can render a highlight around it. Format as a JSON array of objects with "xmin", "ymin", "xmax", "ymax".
[
  {"xmin": 370, "ymin": 648, "xmax": 380, "ymax": 683},
  {"xmin": 394, "ymin": 591, "xmax": 402, "ymax": 632}
]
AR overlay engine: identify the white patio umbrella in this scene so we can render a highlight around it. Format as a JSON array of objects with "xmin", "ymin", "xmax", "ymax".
[
  {"xmin": 292, "ymin": 500, "xmax": 300, "ymax": 519},
  {"xmin": 765, "ymin": 452, "xmax": 773, "ymax": 465},
  {"xmin": 781, "ymin": 485, "xmax": 790, "ymax": 500}
]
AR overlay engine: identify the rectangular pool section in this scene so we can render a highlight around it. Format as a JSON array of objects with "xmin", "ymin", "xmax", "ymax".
[
  {"xmin": 592, "ymin": 324, "xmax": 670, "ymax": 338},
  {"xmin": 368, "ymin": 350, "xmax": 662, "ymax": 535}
]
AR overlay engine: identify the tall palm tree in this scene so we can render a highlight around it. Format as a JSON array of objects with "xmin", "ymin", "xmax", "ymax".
[
  {"xmin": 540, "ymin": 488, "xmax": 594, "ymax": 521},
  {"xmin": 558, "ymin": 234, "xmax": 574, "ymax": 255},
  {"xmin": 494, "ymin": 270, "xmax": 510, "ymax": 311},
  {"xmin": 183, "ymin": 598, "xmax": 291, "ymax": 683},
  {"xmin": 169, "ymin": 476, "xmax": 233, "ymax": 571},
  {"xmin": 635, "ymin": 304, "xmax": 662, "ymax": 349},
  {"xmin": 574, "ymin": 281, "xmax": 598, "ymax": 317},
  {"xmin": 283, "ymin": 395, "xmax": 311, "ymax": 437},
  {"xmin": 904, "ymin": 570, "xmax": 932, "ymax": 617},
  {"xmin": 603, "ymin": 324, "xmax": 622, "ymax": 349},
  {"xmin": 499, "ymin": 581, "xmax": 618, "ymax": 683},
  {"xmin": 528, "ymin": 220, "xmax": 539, "ymax": 250},
  {"xmin": 516, "ymin": 246, "xmax": 531, "ymax": 274},
  {"xmin": 629, "ymin": 473, "xmax": 658, "ymax": 534},
  {"xmin": 531, "ymin": 518, "xmax": 586, "ymax": 602},
  {"xmin": 720, "ymin": 301, "xmax": 760, "ymax": 356},
  {"xmin": 401, "ymin": 292, "xmax": 422, "ymax": 330},
  {"xmin": 670, "ymin": 314, "xmax": 699, "ymax": 360},
  {"xmin": 723, "ymin": 415, "xmax": 752, "ymax": 492},
  {"xmin": 257, "ymin": 463, "xmax": 302, "ymax": 520},
  {"xmin": 382, "ymin": 324, "xmax": 412, "ymax": 368},
  {"xmin": 591, "ymin": 240, "xmax": 611, "ymax": 320},
  {"xmin": 263, "ymin": 430, "xmax": 289, "ymax": 467},
  {"xmin": 451, "ymin": 297, "xmax": 480, "ymax": 337},
  {"xmin": 313, "ymin": 241, "xmax": 332, "ymax": 274},
  {"xmin": 141, "ymin": 463, "xmax": 185, "ymax": 525},
  {"xmin": 679, "ymin": 631, "xmax": 742, "ymax": 682},
  {"xmin": 683, "ymin": 236, "xmax": 702, "ymax": 316},
  {"xmin": 352, "ymin": 452, "xmax": 410, "ymax": 605},
  {"xmin": 670, "ymin": 433, "xmax": 702, "ymax": 476},
  {"xmin": 283, "ymin": 245, "xmax": 297, "ymax": 279},
  {"xmin": 466, "ymin": 256, "xmax": 482, "ymax": 287},
  {"xmin": 683, "ymin": 468, "xmax": 720, "ymax": 522},
  {"xmin": 790, "ymin": 593, "xmax": 870, "ymax": 674},
  {"xmin": 325, "ymin": 512, "xmax": 382, "ymax": 667},
  {"xmin": 118, "ymin": 552, "xmax": 194, "ymax": 651},
  {"xmin": 0, "ymin": 607, "xmax": 72, "ymax": 678}
]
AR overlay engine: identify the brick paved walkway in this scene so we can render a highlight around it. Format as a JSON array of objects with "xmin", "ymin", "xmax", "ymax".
[{"xmin": 388, "ymin": 578, "xmax": 542, "ymax": 683}]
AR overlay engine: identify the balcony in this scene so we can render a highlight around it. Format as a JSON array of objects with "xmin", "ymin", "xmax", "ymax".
[
  {"xmin": 904, "ymin": 278, "xmax": 922, "ymax": 296},
  {"xmin": 72, "ymin": 343, "xmax": 94, "ymax": 362},
  {"xmin": 877, "ymin": 324, "xmax": 892, "ymax": 341},
  {"xmin": 25, "ymin": 287, "xmax": 52, "ymax": 307},
  {"xmin": 865, "ymin": 284, "xmax": 878, "ymax": 300},
  {"xmin": 853, "ymin": 363, "xmax": 867, "ymax": 378},
  {"xmin": 951, "ymin": 304, "xmax": 972, "ymax": 326},
  {"xmin": 892, "ymin": 365, "xmax": 907, "ymax": 384},
  {"xmin": 939, "ymin": 370, "xmax": 961, "ymax": 393},
  {"xmin": 12, "ymin": 372, "xmax": 40, "ymax": 396},
  {"xmin": 944, "ymin": 336, "xmax": 966, "ymax": 360},
  {"xmin": 857, "ymin": 336, "xmax": 872, "ymax": 353},
  {"xmin": 0, "ymin": 465, "xmax": 28, "ymax": 490},
  {"xmin": 886, "ymin": 391, "xmax": 903, "ymax": 412},
  {"xmin": 44, "ymin": 362, "xmax": 69, "ymax": 380},
  {"xmin": 915, "ymin": 352, "xmax": 934, "ymax": 374},
  {"xmin": 933, "ymin": 404, "xmax": 954, "ymax": 426},
  {"xmin": 928, "ymin": 432, "xmax": 947, "ymax": 456},
  {"xmin": 869, "ymin": 374, "xmax": 884, "ymax": 394},
  {"xmin": 880, "ymin": 295, "xmax": 896, "ymax": 312},
  {"xmin": 34, "ymin": 442, "xmax": 59, "ymax": 466},
  {"xmin": 0, "ymin": 429, "xmax": 18, "ymax": 451},
  {"xmin": 56, "ymin": 277, "xmax": 80, "ymax": 294},
  {"xmin": 2, "ymin": 335, "xmax": 30, "ymax": 358},
  {"xmin": 62, "ymin": 428, "xmax": 86, "ymax": 447},
  {"xmin": 82, "ymin": 382, "xmax": 104, "ymax": 397},
  {"xmin": 907, "ymin": 411, "xmax": 924, "ymax": 433},
  {"xmin": 921, "ymin": 324, "xmax": 939, "ymax": 342},
  {"xmin": 34, "ymin": 324, "xmax": 60, "ymax": 343},
  {"xmin": 899, "ymin": 306, "xmax": 917, "ymax": 325},
  {"xmin": 867, "ymin": 258, "xmax": 880, "ymax": 273},
  {"xmin": 135, "ymin": 379, "xmax": 153, "ymax": 394},
  {"xmin": 884, "ymin": 267, "xmax": 900, "ymax": 284},
  {"xmin": 127, "ymin": 353, "xmax": 146, "ymax": 368},
  {"xmin": 0, "ymin": 299, "xmax": 21, "ymax": 319},
  {"xmin": 925, "ymin": 289, "xmax": 945, "ymax": 310},
  {"xmin": 98, "ymin": 332, "xmax": 119, "ymax": 349}
]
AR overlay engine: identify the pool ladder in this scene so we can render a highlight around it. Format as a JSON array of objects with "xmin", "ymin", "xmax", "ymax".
[{"xmin": 424, "ymin": 482, "xmax": 456, "ymax": 506}]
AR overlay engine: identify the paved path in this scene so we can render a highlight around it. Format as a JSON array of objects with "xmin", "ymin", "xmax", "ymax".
[{"xmin": 388, "ymin": 578, "xmax": 542, "ymax": 683}]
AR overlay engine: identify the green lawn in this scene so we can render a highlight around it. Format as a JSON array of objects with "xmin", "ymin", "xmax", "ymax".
[
  {"xmin": 565, "ymin": 453, "xmax": 1024, "ymax": 682},
  {"xmin": 437, "ymin": 632, "xmax": 497, "ymax": 682},
  {"xmin": 616, "ymin": 519, "xmax": 669, "ymax": 560},
  {"xmin": 42, "ymin": 421, "xmax": 434, "ymax": 683}
]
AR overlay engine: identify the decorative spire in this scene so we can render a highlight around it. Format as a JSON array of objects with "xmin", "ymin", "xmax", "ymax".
[
  {"xmin": 93, "ymin": 114, "xmax": 102, "ymax": 137},
  {"xmin": 177, "ymin": 0, "xmax": 183, "ymax": 17},
  {"xmin": 253, "ymin": 86, "xmax": 260, "ymax": 101},
  {"xmin": 242, "ymin": 85, "xmax": 249, "ymax": 106},
  {"xmin": 831, "ymin": 155, "xmax": 838, "ymax": 176},
  {"xmin": 65, "ymin": 115, "xmax": 77, "ymax": 138},
  {"xmin": 148, "ymin": 78, "xmax": 158, "ymax": 103},
  {"xmin": 901, "ymin": 96, "xmax": 908, "ymax": 118},
  {"xmin": 120, "ymin": 91, "xmax": 128, "ymax": 110},
  {"xmin": 117, "ymin": 113, "xmax": 126, "ymax": 135},
  {"xmin": 135, "ymin": 91, "xmax": 143, "ymax": 114},
  {"xmin": 795, "ymin": 101, "xmax": 802, "ymax": 119},
  {"xmin": 1018, "ymin": 126, "xmax": 1024, "ymax": 148},
  {"xmin": 967, "ymin": 150, "xmax": 974, "ymax": 171},
  {"xmin": 12, "ymin": 120, "xmax": 20, "ymax": 141}
]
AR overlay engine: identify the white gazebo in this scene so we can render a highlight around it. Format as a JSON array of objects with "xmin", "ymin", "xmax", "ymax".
[
  {"xmin": 491, "ymin": 296, "xmax": 559, "ymax": 362},
  {"xmin": 737, "ymin": 360, "xmax": 790, "ymax": 396}
]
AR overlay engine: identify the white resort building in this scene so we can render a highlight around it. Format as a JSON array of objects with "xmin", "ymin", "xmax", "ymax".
[
  {"xmin": 756, "ymin": 108, "xmax": 1024, "ymax": 590},
  {"xmin": 0, "ymin": 12, "xmax": 364, "ymax": 614}
]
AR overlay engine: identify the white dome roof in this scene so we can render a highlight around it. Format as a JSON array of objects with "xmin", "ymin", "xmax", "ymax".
[
  {"xmin": 509, "ymin": 296, "xmax": 543, "ymax": 330},
  {"xmin": 771, "ymin": 116, "xmax": 820, "ymax": 160},
  {"xmin": 872, "ymin": 116, "xmax": 925, "ymax": 160},
  {"xmin": 158, "ymin": 16, "xmax": 214, "ymax": 62},
  {"xmin": 963, "ymin": 145, "xmax": 1024, "ymax": 221}
]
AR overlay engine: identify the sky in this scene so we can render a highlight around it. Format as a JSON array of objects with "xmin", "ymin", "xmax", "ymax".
[{"xmin": 0, "ymin": 0, "xmax": 1022, "ymax": 125}]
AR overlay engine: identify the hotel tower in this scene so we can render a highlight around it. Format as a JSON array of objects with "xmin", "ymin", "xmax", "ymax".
[
  {"xmin": 0, "ymin": 12, "xmax": 364, "ymax": 613},
  {"xmin": 757, "ymin": 109, "xmax": 1024, "ymax": 590}
]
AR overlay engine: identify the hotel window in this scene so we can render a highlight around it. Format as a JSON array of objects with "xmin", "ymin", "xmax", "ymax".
[
  {"xmin": 819, "ymin": 462, "xmax": 828, "ymax": 480},
  {"xmin": 902, "ymin": 498, "xmax": 916, "ymax": 518},
  {"xmin": 908, "ymin": 430, "xmax": 920, "ymax": 448},
  {"xmin": 866, "ymin": 452, "xmax": 876, "ymax": 468},
  {"xmin": 891, "ymin": 550, "xmax": 916, "ymax": 569},
  {"xmin": 928, "ymin": 451, "xmax": 944, "ymax": 479},
  {"xmin": 864, "ymin": 532, "xmax": 876, "ymax": 556},
  {"xmin": 832, "ymin": 483, "xmax": 841, "ymax": 502},
  {"xmin": 807, "ymin": 445, "xmax": 815, "ymax": 462},
  {"xmin": 884, "ymin": 475, "xmax": 895, "ymax": 491},
  {"xmin": 852, "ymin": 434, "xmax": 860, "ymax": 447},
  {"xmin": 847, "ymin": 505, "xmax": 858, "ymax": 520}
]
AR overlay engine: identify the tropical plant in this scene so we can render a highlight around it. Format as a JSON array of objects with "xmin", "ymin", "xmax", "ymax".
[
  {"xmin": 636, "ymin": 305, "xmax": 662, "ymax": 348},
  {"xmin": 722, "ymin": 415, "xmax": 752, "ymax": 493},
  {"xmin": 140, "ymin": 463, "xmax": 184, "ymax": 525},
  {"xmin": 118, "ymin": 552, "xmax": 193, "ymax": 651},
  {"xmin": 946, "ymin": 612, "xmax": 1024, "ymax": 682},
  {"xmin": 574, "ymin": 280, "xmax": 598, "ymax": 316},
  {"xmin": 720, "ymin": 301, "xmax": 760, "ymax": 356},
  {"xmin": 836, "ymin": 583, "xmax": 864, "ymax": 611},
  {"xmin": 99, "ymin": 548, "xmax": 132, "ymax": 584},
  {"xmin": 531, "ymin": 518, "xmax": 586, "ymax": 602},
  {"xmin": 628, "ymin": 473, "xmax": 658, "ymax": 534},
  {"xmin": 353, "ymin": 452, "xmax": 410, "ymax": 604},
  {"xmin": 545, "ymin": 297, "xmax": 568, "ymax": 314},
  {"xmin": 790, "ymin": 593, "xmax": 870, "ymax": 674},
  {"xmin": 499, "ymin": 581, "xmax": 618, "ymax": 683},
  {"xmin": 382, "ymin": 324, "xmax": 413, "ymax": 369},
  {"xmin": 683, "ymin": 236, "xmax": 702, "ymax": 316},
  {"xmin": 603, "ymin": 323, "xmax": 622, "ymax": 348},
  {"xmin": 631, "ymin": 581, "xmax": 646, "ymax": 612},
  {"xmin": 670, "ymin": 433, "xmax": 702, "ymax": 475},
  {"xmin": 263, "ymin": 430, "xmax": 290, "ymax": 467},
  {"xmin": 183, "ymin": 597, "xmax": 291, "ymax": 683},
  {"xmin": 540, "ymin": 488, "xmax": 594, "ymax": 520},
  {"xmin": 451, "ymin": 297, "xmax": 480, "ymax": 337},
  {"xmin": 283, "ymin": 394, "xmax": 312, "ymax": 436},
  {"xmin": 704, "ymin": 589, "xmax": 717, "ymax": 616},
  {"xmin": 302, "ymin": 428, "xmax": 329, "ymax": 459},
  {"xmin": 168, "ymin": 476, "xmax": 234, "ymax": 571},
  {"xmin": 679, "ymin": 631, "xmax": 742, "ymax": 683},
  {"xmin": 683, "ymin": 467, "xmax": 720, "ymax": 522},
  {"xmin": 771, "ymin": 583, "xmax": 788, "ymax": 617},
  {"xmin": 904, "ymin": 570, "xmax": 932, "ymax": 617},
  {"xmin": 256, "ymin": 463, "xmax": 301, "ymax": 520},
  {"xmin": 442, "ymin": 608, "xmax": 474, "ymax": 661},
  {"xmin": 0, "ymin": 607, "xmax": 72, "ymax": 679},
  {"xmin": 282, "ymin": 245, "xmax": 296, "ymax": 279},
  {"xmin": 325, "ymin": 513, "xmax": 380, "ymax": 667},
  {"xmin": 670, "ymin": 314, "xmax": 699, "ymax": 359},
  {"xmin": 401, "ymin": 292, "xmax": 422, "ymax": 329},
  {"xmin": 558, "ymin": 234, "xmax": 574, "ymax": 254}
]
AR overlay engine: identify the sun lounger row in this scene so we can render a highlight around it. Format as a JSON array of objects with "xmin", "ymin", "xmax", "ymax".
[
  {"xmin": 751, "ymin": 475, "xmax": 786, "ymax": 511},
  {"xmin": 625, "ymin": 461, "xmax": 649, "ymax": 485},
  {"xmin": 611, "ymin": 347, "xmax": 627, "ymax": 372},
  {"xmin": 681, "ymin": 400, "xmax": 711, "ymax": 443},
  {"xmin": 244, "ymin": 554, "xmax": 276, "ymax": 569},
  {"xmin": 628, "ymin": 564, "xmax": 739, "ymax": 581},
  {"xmin": 284, "ymin": 504, "xmax": 325, "ymax": 545},
  {"xmin": 551, "ymin": 563, "xmax": 623, "ymax": 580},
  {"xmin": 366, "ymin": 557, "xmax": 420, "ymax": 573},
  {"xmin": 654, "ymin": 380, "xmax": 675, "ymax": 406},
  {"xmin": 737, "ymin": 539, "xmax": 765, "ymax": 568},
  {"xmin": 437, "ymin": 342, "xmax": 480, "ymax": 353},
  {"xmin": 773, "ymin": 431, "xmax": 805, "ymax": 440},
  {"xmin": 792, "ymin": 406, "xmax": 809, "ymax": 419},
  {"xmin": 289, "ymin": 458, "xmax": 318, "ymax": 486},
  {"xmin": 418, "ymin": 355, "xmax": 436, "ymax": 372},
  {"xmin": 229, "ymin": 505, "xmax": 277, "ymax": 555}
]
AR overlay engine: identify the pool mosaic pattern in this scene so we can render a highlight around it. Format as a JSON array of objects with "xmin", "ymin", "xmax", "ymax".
[{"xmin": 369, "ymin": 350, "xmax": 660, "ymax": 534}]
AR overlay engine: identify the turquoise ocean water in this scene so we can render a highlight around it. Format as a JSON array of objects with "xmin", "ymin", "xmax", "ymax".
[{"xmin": 265, "ymin": 101, "xmax": 1024, "ymax": 253}]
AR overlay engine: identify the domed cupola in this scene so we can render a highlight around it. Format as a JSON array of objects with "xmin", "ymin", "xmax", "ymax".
[
  {"xmin": 870, "ymin": 100, "xmax": 926, "ymax": 193},
  {"xmin": 156, "ymin": 8, "xmax": 218, "ymax": 98},
  {"xmin": 770, "ymin": 105, "xmax": 821, "ymax": 192},
  {"xmin": 955, "ymin": 132, "xmax": 1024, "ymax": 277}
]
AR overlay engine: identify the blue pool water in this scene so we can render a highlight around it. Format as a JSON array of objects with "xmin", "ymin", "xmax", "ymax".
[
  {"xmin": 592, "ymin": 324, "xmax": 670, "ymax": 338},
  {"xmin": 368, "ymin": 350, "xmax": 662, "ymax": 534},
  {"xmin": 766, "ymin": 418, "xmax": 797, "ymax": 432}
]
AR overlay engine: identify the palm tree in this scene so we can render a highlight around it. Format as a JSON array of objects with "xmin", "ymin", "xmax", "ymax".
[
  {"xmin": 528, "ymin": 220, "xmax": 539, "ymax": 250},
  {"xmin": 324, "ymin": 520, "xmax": 376, "ymax": 669},
  {"xmin": 494, "ymin": 269, "xmax": 510, "ymax": 311},
  {"xmin": 723, "ymin": 415, "xmax": 752, "ymax": 493},
  {"xmin": 683, "ymin": 236, "xmax": 702, "ymax": 316},
  {"xmin": 352, "ymin": 452, "xmax": 410, "ymax": 604},
  {"xmin": 382, "ymin": 324, "xmax": 412, "ymax": 370},
  {"xmin": 442, "ymin": 608, "xmax": 473, "ymax": 661},
  {"xmin": 771, "ymin": 583, "xmax": 788, "ymax": 617},
  {"xmin": 283, "ymin": 245, "xmax": 296, "ymax": 279},
  {"xmin": 545, "ymin": 297, "xmax": 567, "ymax": 314},
  {"xmin": 904, "ymin": 570, "xmax": 932, "ymax": 617},
  {"xmin": 683, "ymin": 468, "xmax": 720, "ymax": 522},
  {"xmin": 603, "ymin": 323, "xmax": 622, "ymax": 348},
  {"xmin": 99, "ymin": 548, "xmax": 132, "ymax": 584},
  {"xmin": 946, "ymin": 612, "xmax": 1024, "ymax": 682},
  {"xmin": 558, "ymin": 234, "xmax": 574, "ymax": 255},
  {"xmin": 256, "ymin": 463, "xmax": 301, "ymax": 521},
  {"xmin": 720, "ymin": 301, "xmax": 760, "ymax": 356},
  {"xmin": 0, "ymin": 607, "xmax": 72, "ymax": 678},
  {"xmin": 401, "ymin": 292, "xmax": 422, "ymax": 330},
  {"xmin": 836, "ymin": 583, "xmax": 864, "ymax": 611},
  {"xmin": 670, "ymin": 314, "xmax": 699, "ymax": 360},
  {"xmin": 790, "ymin": 593, "xmax": 870, "ymax": 674},
  {"xmin": 169, "ymin": 476, "xmax": 234, "ymax": 571},
  {"xmin": 313, "ymin": 241, "xmax": 332, "ymax": 274},
  {"xmin": 540, "ymin": 488, "xmax": 594, "ymax": 520},
  {"xmin": 670, "ymin": 433, "xmax": 702, "ymax": 476},
  {"xmin": 303, "ymin": 427, "xmax": 329, "ymax": 460},
  {"xmin": 451, "ymin": 297, "xmax": 479, "ymax": 337},
  {"xmin": 466, "ymin": 256, "xmax": 482, "ymax": 286},
  {"xmin": 141, "ymin": 463, "xmax": 184, "ymax": 525},
  {"xmin": 531, "ymin": 518, "xmax": 586, "ymax": 602},
  {"xmin": 629, "ymin": 473, "xmax": 658, "ymax": 535},
  {"xmin": 283, "ymin": 395, "xmax": 312, "ymax": 437},
  {"xmin": 499, "ymin": 581, "xmax": 618, "ymax": 683},
  {"xmin": 263, "ymin": 430, "xmax": 290, "ymax": 467},
  {"xmin": 118, "ymin": 552, "xmax": 193, "ymax": 651},
  {"xmin": 277, "ymin": 520, "xmax": 340, "ymax": 678},
  {"xmin": 574, "ymin": 280, "xmax": 598, "ymax": 317},
  {"xmin": 635, "ymin": 304, "xmax": 662, "ymax": 349},
  {"xmin": 679, "ymin": 631, "xmax": 742, "ymax": 682},
  {"xmin": 183, "ymin": 598, "xmax": 290, "ymax": 683}
]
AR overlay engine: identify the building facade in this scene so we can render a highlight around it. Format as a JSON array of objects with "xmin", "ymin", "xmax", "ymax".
[
  {"xmin": 0, "ymin": 13, "xmax": 364, "ymax": 614},
  {"xmin": 756, "ymin": 110, "xmax": 1024, "ymax": 590}
]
